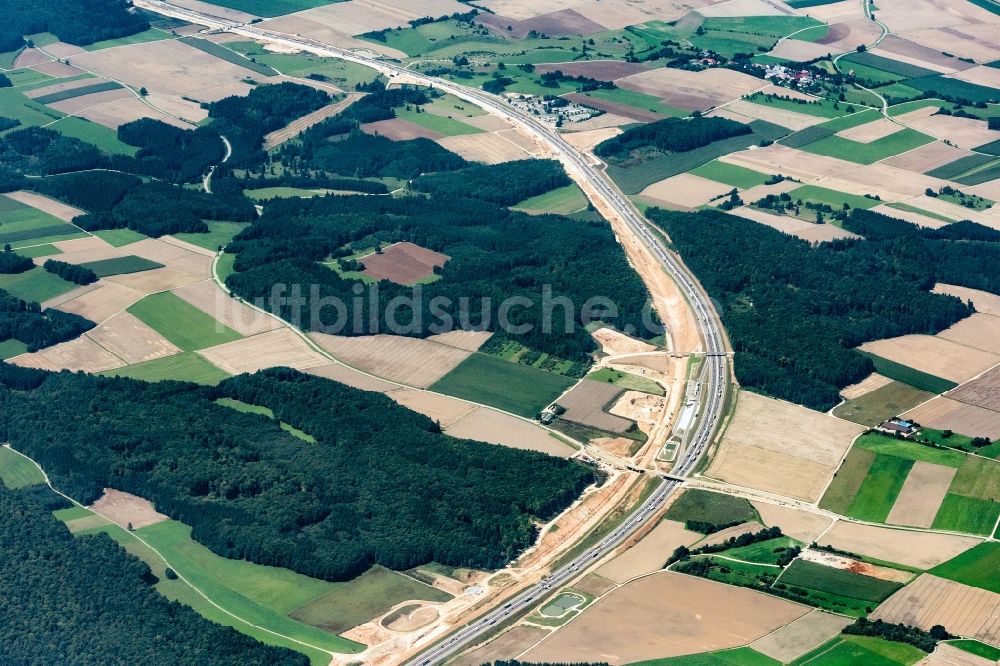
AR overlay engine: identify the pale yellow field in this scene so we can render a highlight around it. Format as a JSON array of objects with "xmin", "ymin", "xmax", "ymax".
[
  {"xmin": 895, "ymin": 111, "xmax": 998, "ymax": 150},
  {"xmin": 885, "ymin": 461, "xmax": 958, "ymax": 529},
  {"xmin": 874, "ymin": 575, "xmax": 1000, "ymax": 647},
  {"xmin": 198, "ymin": 328, "xmax": 328, "ymax": 374},
  {"xmin": 918, "ymin": 643, "xmax": 996, "ymax": 666},
  {"xmin": 821, "ymin": 163, "xmax": 948, "ymax": 199},
  {"xmin": 721, "ymin": 144, "xmax": 858, "ymax": 182},
  {"xmin": 120, "ymin": 238, "xmax": 213, "ymax": 277},
  {"xmin": 769, "ymin": 39, "xmax": 833, "ymax": 62},
  {"xmin": 840, "ymin": 372, "xmax": 893, "ymax": 400},
  {"xmin": 310, "ymin": 333, "xmax": 473, "ymax": 388},
  {"xmin": 884, "ymin": 141, "xmax": 973, "ymax": 173},
  {"xmin": 871, "ymin": 0, "xmax": 1000, "ymax": 33},
  {"xmin": 617, "ymin": 67, "xmax": 763, "ymax": 110},
  {"xmin": 750, "ymin": 611, "xmax": 853, "ymax": 663},
  {"xmin": 938, "ymin": 313, "xmax": 1000, "ymax": 355},
  {"xmin": 4, "ymin": 191, "xmax": 85, "ymax": 222},
  {"xmin": 705, "ymin": 391, "xmax": 863, "ymax": 502},
  {"xmin": 437, "ymin": 132, "xmax": 533, "ymax": 164},
  {"xmin": 103, "ymin": 268, "xmax": 207, "ymax": 295},
  {"xmin": 718, "ymin": 99, "xmax": 824, "ymax": 131},
  {"xmin": 426, "ymin": 330, "xmax": 492, "ymax": 352},
  {"xmin": 751, "ymin": 501, "xmax": 835, "ymax": 544},
  {"xmin": 444, "ymin": 406, "xmax": 574, "ymax": 457},
  {"xmin": 835, "ymin": 118, "xmax": 903, "ymax": 143},
  {"xmin": 523, "ymin": 571, "xmax": 809, "ymax": 664},
  {"xmin": 52, "ymin": 282, "xmax": 146, "ymax": 323},
  {"xmin": 386, "ymin": 388, "xmax": 477, "ymax": 427},
  {"xmin": 640, "ymin": 173, "xmax": 734, "ymax": 209},
  {"xmin": 730, "ymin": 206, "xmax": 860, "ymax": 244},
  {"xmin": 934, "ymin": 284, "xmax": 1000, "ymax": 317},
  {"xmin": 596, "ymin": 519, "xmax": 700, "ymax": 584},
  {"xmin": 859, "ymin": 334, "xmax": 1000, "ymax": 384},
  {"xmin": 10, "ymin": 336, "xmax": 125, "ymax": 373},
  {"xmin": 264, "ymin": 94, "xmax": 359, "ymax": 149},
  {"xmin": 85, "ymin": 312, "xmax": 181, "ymax": 365},
  {"xmin": 818, "ymin": 521, "xmax": 980, "ymax": 569},
  {"xmin": 905, "ymin": 396, "xmax": 1000, "ymax": 441},
  {"xmin": 869, "ymin": 204, "xmax": 949, "ymax": 230},
  {"xmin": 451, "ymin": 626, "xmax": 549, "ymax": 666},
  {"xmin": 48, "ymin": 88, "xmax": 134, "ymax": 114},
  {"xmin": 172, "ymin": 281, "xmax": 282, "ymax": 337},
  {"xmin": 23, "ymin": 77, "xmax": 106, "ymax": 99},
  {"xmin": 305, "ymin": 362, "xmax": 400, "ymax": 393}
]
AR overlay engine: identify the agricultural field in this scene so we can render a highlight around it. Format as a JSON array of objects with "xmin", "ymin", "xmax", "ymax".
[
  {"xmin": 513, "ymin": 183, "xmax": 588, "ymax": 214},
  {"xmin": 102, "ymin": 352, "xmax": 231, "ymax": 385},
  {"xmin": 430, "ymin": 352, "xmax": 575, "ymax": 418},
  {"xmin": 786, "ymin": 635, "xmax": 927, "ymax": 666},
  {"xmin": 664, "ymin": 488, "xmax": 759, "ymax": 528},
  {"xmin": 587, "ymin": 367, "xmax": 664, "ymax": 395},
  {"xmin": 833, "ymin": 381, "xmax": 935, "ymax": 427},
  {"xmin": 0, "ymin": 266, "xmax": 77, "ymax": 303},
  {"xmin": 0, "ymin": 446, "xmax": 45, "ymax": 490},
  {"xmin": 820, "ymin": 434, "xmax": 1000, "ymax": 535},
  {"xmin": 127, "ymin": 292, "xmax": 243, "ymax": 352},
  {"xmin": 930, "ymin": 543, "xmax": 1000, "ymax": 593},
  {"xmin": 80, "ymin": 256, "xmax": 164, "ymax": 278}
]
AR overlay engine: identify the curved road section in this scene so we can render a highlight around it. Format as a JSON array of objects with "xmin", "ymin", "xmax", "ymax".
[{"xmin": 135, "ymin": 3, "xmax": 731, "ymax": 662}]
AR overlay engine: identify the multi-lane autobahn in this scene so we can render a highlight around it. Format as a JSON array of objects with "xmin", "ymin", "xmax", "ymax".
[{"xmin": 135, "ymin": 3, "xmax": 731, "ymax": 661}]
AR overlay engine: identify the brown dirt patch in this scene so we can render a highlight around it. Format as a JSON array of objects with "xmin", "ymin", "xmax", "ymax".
[
  {"xmin": 563, "ymin": 93, "xmax": 665, "ymax": 123},
  {"xmin": 310, "ymin": 333, "xmax": 470, "ymax": 388},
  {"xmin": 52, "ymin": 282, "xmax": 146, "ymax": 322},
  {"xmin": 360, "ymin": 241, "xmax": 448, "ymax": 285},
  {"xmin": 596, "ymin": 519, "xmax": 700, "ymax": 584},
  {"xmin": 198, "ymin": 328, "xmax": 328, "ymax": 374},
  {"xmin": 751, "ymin": 501, "xmax": 835, "ymax": 545},
  {"xmin": 859, "ymin": 335, "xmax": 1000, "ymax": 384},
  {"xmin": 798, "ymin": 549, "xmax": 915, "ymax": 583},
  {"xmin": 172, "ymin": 281, "xmax": 282, "ymax": 337},
  {"xmin": 558, "ymin": 379, "xmax": 631, "ymax": 433},
  {"xmin": 705, "ymin": 391, "xmax": 863, "ymax": 502},
  {"xmin": 592, "ymin": 327, "xmax": 656, "ymax": 355},
  {"xmin": 609, "ymin": 391, "xmax": 667, "ymax": 429},
  {"xmin": 524, "ymin": 571, "xmax": 809, "ymax": 664},
  {"xmin": 935, "ymin": 284, "xmax": 1000, "ymax": 317},
  {"xmin": 617, "ymin": 67, "xmax": 763, "ymax": 111},
  {"xmin": 938, "ymin": 313, "xmax": 1000, "ymax": 355},
  {"xmin": 818, "ymin": 521, "xmax": 980, "ymax": 569},
  {"xmin": 886, "ymin": 461, "xmax": 959, "ymax": 528},
  {"xmin": 751, "ymin": 610, "xmax": 853, "ymax": 663},
  {"xmin": 10, "ymin": 335, "xmax": 125, "ymax": 373},
  {"xmin": 444, "ymin": 406, "xmax": 574, "ymax": 457},
  {"xmin": 380, "ymin": 604, "xmax": 438, "ymax": 632},
  {"xmin": 305, "ymin": 362, "xmax": 399, "ymax": 393},
  {"xmin": 478, "ymin": 8, "xmax": 606, "ymax": 38},
  {"xmin": 361, "ymin": 117, "xmax": 444, "ymax": 141},
  {"xmin": 573, "ymin": 573, "xmax": 617, "ymax": 597},
  {"xmin": 905, "ymin": 396, "xmax": 1000, "ymax": 440},
  {"xmin": 4, "ymin": 191, "xmax": 85, "ymax": 222},
  {"xmin": 385, "ymin": 388, "xmax": 477, "ymax": 427},
  {"xmin": 85, "ymin": 312, "xmax": 181, "ymax": 365},
  {"xmin": 451, "ymin": 625, "xmax": 550, "ymax": 666},
  {"xmin": 536, "ymin": 60, "xmax": 648, "ymax": 82},
  {"xmin": 841, "ymin": 372, "xmax": 894, "ymax": 400},
  {"xmin": 89, "ymin": 488, "xmax": 168, "ymax": 529},
  {"xmin": 874, "ymin": 575, "xmax": 1000, "ymax": 647}
]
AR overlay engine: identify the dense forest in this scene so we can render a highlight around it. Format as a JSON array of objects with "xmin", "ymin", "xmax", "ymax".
[
  {"xmin": 0, "ymin": 127, "xmax": 108, "ymax": 176},
  {"xmin": 225, "ymin": 184, "xmax": 653, "ymax": 360},
  {"xmin": 0, "ymin": 0, "xmax": 148, "ymax": 51},
  {"xmin": 412, "ymin": 159, "xmax": 571, "ymax": 206},
  {"xmin": 43, "ymin": 258, "xmax": 97, "ymax": 285},
  {"xmin": 595, "ymin": 116, "xmax": 751, "ymax": 159},
  {"xmin": 649, "ymin": 208, "xmax": 975, "ymax": 410},
  {"xmin": 116, "ymin": 118, "xmax": 226, "ymax": 183},
  {"xmin": 0, "ymin": 290, "xmax": 94, "ymax": 352},
  {"xmin": 0, "ymin": 484, "xmax": 308, "ymax": 666},
  {"xmin": 0, "ymin": 247, "xmax": 35, "ymax": 274},
  {"xmin": 0, "ymin": 367, "xmax": 597, "ymax": 581}
]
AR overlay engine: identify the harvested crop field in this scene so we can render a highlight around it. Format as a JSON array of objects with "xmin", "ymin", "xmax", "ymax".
[
  {"xmin": 436, "ymin": 131, "xmax": 534, "ymax": 163},
  {"xmin": 172, "ymin": 281, "xmax": 282, "ymax": 337},
  {"xmin": 833, "ymin": 380, "xmax": 935, "ymax": 428},
  {"xmin": 361, "ymin": 118, "xmax": 443, "ymax": 141},
  {"xmin": 120, "ymin": 238, "xmax": 212, "ymax": 277},
  {"xmin": 360, "ymin": 241, "xmax": 448, "ymax": 285},
  {"xmin": 874, "ymin": 575, "xmax": 1000, "ymax": 647},
  {"xmin": 85, "ymin": 312, "xmax": 181, "ymax": 365},
  {"xmin": 706, "ymin": 391, "xmax": 863, "ymax": 501},
  {"xmin": 840, "ymin": 373, "xmax": 893, "ymax": 400},
  {"xmin": 934, "ymin": 284, "xmax": 1000, "ymax": 317},
  {"xmin": 938, "ymin": 314, "xmax": 1000, "ymax": 355},
  {"xmin": 836, "ymin": 118, "xmax": 906, "ymax": 143},
  {"xmin": 750, "ymin": 610, "xmax": 853, "ymax": 663},
  {"xmin": 858, "ymin": 335, "xmax": 1000, "ymax": 385},
  {"xmin": 721, "ymin": 144, "xmax": 857, "ymax": 182},
  {"xmin": 640, "ymin": 173, "xmax": 734, "ymax": 209},
  {"xmin": 3, "ymin": 191, "xmax": 84, "ymax": 222},
  {"xmin": 731, "ymin": 206, "xmax": 860, "ymax": 243},
  {"xmin": 198, "ymin": 328, "xmax": 327, "ymax": 374},
  {"xmin": 386, "ymin": 388, "xmax": 475, "ymax": 427},
  {"xmin": 89, "ymin": 488, "xmax": 168, "ymax": 530},
  {"xmin": 51, "ymin": 281, "xmax": 145, "ymax": 323},
  {"xmin": 444, "ymin": 406, "xmax": 574, "ymax": 457},
  {"xmin": 451, "ymin": 626, "xmax": 549, "ymax": 666},
  {"xmin": 595, "ymin": 519, "xmax": 699, "ymax": 584},
  {"xmin": 563, "ymin": 93, "xmax": 665, "ymax": 123},
  {"xmin": 920, "ymin": 643, "xmax": 998, "ymax": 666},
  {"xmin": 264, "ymin": 94, "xmax": 357, "ymax": 149},
  {"xmin": 883, "ymin": 141, "xmax": 974, "ymax": 173},
  {"xmin": 535, "ymin": 61, "xmax": 648, "ymax": 82},
  {"xmin": 717, "ymin": 99, "xmax": 824, "ymax": 131},
  {"xmin": 309, "ymin": 333, "xmax": 472, "ymax": 388},
  {"xmin": 751, "ymin": 502, "xmax": 834, "ymax": 544},
  {"xmin": 477, "ymin": 8, "xmax": 606, "ymax": 38},
  {"xmin": 818, "ymin": 521, "xmax": 980, "ymax": 570},
  {"xmin": 11, "ymin": 336, "xmax": 125, "ymax": 373},
  {"xmin": 616, "ymin": 67, "xmax": 764, "ymax": 111},
  {"xmin": 522, "ymin": 571, "xmax": 809, "ymax": 664},
  {"xmin": 47, "ymin": 88, "xmax": 134, "ymax": 115},
  {"xmin": 895, "ymin": 112, "xmax": 998, "ymax": 151},
  {"xmin": 103, "ymin": 268, "xmax": 206, "ymax": 295},
  {"xmin": 885, "ymin": 461, "xmax": 958, "ymax": 528},
  {"xmin": 557, "ymin": 379, "xmax": 630, "ymax": 433},
  {"xmin": 905, "ymin": 397, "xmax": 1000, "ymax": 441},
  {"xmin": 305, "ymin": 362, "xmax": 400, "ymax": 393},
  {"xmin": 869, "ymin": 204, "xmax": 950, "ymax": 230}
]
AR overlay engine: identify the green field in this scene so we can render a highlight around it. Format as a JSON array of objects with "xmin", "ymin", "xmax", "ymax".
[
  {"xmin": 906, "ymin": 75, "xmax": 1000, "ymax": 105},
  {"xmin": 216, "ymin": 252, "xmax": 237, "ymax": 282},
  {"xmin": 31, "ymin": 81, "xmax": 123, "ymax": 105},
  {"xmin": 0, "ymin": 266, "xmax": 77, "ymax": 303},
  {"xmin": 92, "ymin": 228, "xmax": 147, "ymax": 247},
  {"xmin": 689, "ymin": 160, "xmax": 773, "ymax": 188},
  {"xmin": 215, "ymin": 397, "xmax": 316, "ymax": 443},
  {"xmin": 855, "ymin": 433, "xmax": 966, "ymax": 468},
  {"xmin": 3, "ymin": 67, "xmax": 51, "ymax": 87},
  {"xmin": 587, "ymin": 367, "xmax": 665, "ymax": 396},
  {"xmin": 80, "ymin": 255, "xmax": 164, "ymax": 277},
  {"xmin": 429, "ymin": 352, "xmax": 574, "ymax": 418},
  {"xmin": 226, "ymin": 42, "xmax": 381, "ymax": 89},
  {"xmin": 779, "ymin": 559, "xmax": 903, "ymax": 603},
  {"xmin": 0, "ymin": 338, "xmax": 28, "ymax": 359},
  {"xmin": 930, "ymin": 543, "xmax": 1000, "ymax": 593},
  {"xmin": 15, "ymin": 244, "xmax": 61, "ymax": 259},
  {"xmin": 664, "ymin": 488, "xmax": 758, "ymax": 526},
  {"xmin": 723, "ymin": 536, "xmax": 802, "ymax": 565},
  {"xmin": 245, "ymin": 187, "xmax": 332, "ymax": 201},
  {"xmin": 789, "ymin": 635, "xmax": 926, "ymax": 666},
  {"xmin": 513, "ymin": 183, "xmax": 588, "ymax": 214},
  {"xmin": 83, "ymin": 27, "xmax": 172, "ymax": 51},
  {"xmin": 174, "ymin": 221, "xmax": 248, "ymax": 251},
  {"xmin": 630, "ymin": 647, "xmax": 779, "ymax": 666},
  {"xmin": 950, "ymin": 455, "xmax": 1000, "ymax": 501},
  {"xmin": 179, "ymin": 37, "xmax": 277, "ymax": 76},
  {"xmin": 840, "ymin": 52, "xmax": 938, "ymax": 80},
  {"xmin": 846, "ymin": 454, "xmax": 913, "ymax": 522},
  {"xmin": 190, "ymin": 0, "xmax": 332, "ymax": 16},
  {"xmin": 948, "ymin": 640, "xmax": 1000, "ymax": 661},
  {"xmin": 128, "ymin": 292, "xmax": 242, "ymax": 351},
  {"xmin": 787, "ymin": 184, "xmax": 881, "ymax": 211},
  {"xmin": 394, "ymin": 105, "xmax": 483, "ymax": 136},
  {"xmin": 0, "ymin": 196, "xmax": 82, "ymax": 245},
  {"xmin": 102, "ymin": 352, "xmax": 231, "ymax": 385},
  {"xmin": 931, "ymin": 493, "xmax": 1000, "ymax": 535},
  {"xmin": 820, "ymin": 447, "xmax": 875, "ymax": 514},
  {"xmin": 926, "ymin": 153, "xmax": 996, "ymax": 180},
  {"xmin": 832, "ymin": 381, "xmax": 934, "ymax": 427},
  {"xmin": 799, "ymin": 129, "xmax": 935, "ymax": 164},
  {"xmin": 858, "ymin": 352, "xmax": 958, "ymax": 394},
  {"xmin": 745, "ymin": 92, "xmax": 846, "ymax": 118},
  {"xmin": 0, "ymin": 446, "xmax": 45, "ymax": 489}
]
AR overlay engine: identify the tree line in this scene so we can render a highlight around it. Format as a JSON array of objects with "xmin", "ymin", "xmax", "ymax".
[
  {"xmin": 595, "ymin": 116, "xmax": 751, "ymax": 159},
  {"xmin": 44, "ymin": 258, "xmax": 97, "ymax": 285},
  {"xmin": 0, "ymin": 366, "xmax": 597, "ymax": 581},
  {"xmin": 0, "ymin": 0, "xmax": 148, "ymax": 52},
  {"xmin": 0, "ymin": 484, "xmax": 308, "ymax": 665},
  {"xmin": 0, "ymin": 289, "xmax": 94, "ymax": 352},
  {"xmin": 411, "ymin": 159, "xmax": 571, "ymax": 206}
]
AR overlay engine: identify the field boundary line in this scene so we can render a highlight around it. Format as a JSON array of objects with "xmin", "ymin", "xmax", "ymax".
[{"xmin": 0, "ymin": 444, "xmax": 349, "ymax": 660}]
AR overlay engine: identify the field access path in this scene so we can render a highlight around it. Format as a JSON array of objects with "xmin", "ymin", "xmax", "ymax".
[{"xmin": 132, "ymin": 3, "xmax": 734, "ymax": 664}]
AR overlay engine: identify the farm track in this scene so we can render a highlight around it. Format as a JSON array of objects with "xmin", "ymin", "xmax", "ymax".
[{"xmin": 133, "ymin": 2, "xmax": 733, "ymax": 664}]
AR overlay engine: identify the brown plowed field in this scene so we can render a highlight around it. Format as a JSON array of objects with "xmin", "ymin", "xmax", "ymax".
[
  {"xmin": 946, "ymin": 364, "xmax": 1000, "ymax": 412},
  {"xmin": 451, "ymin": 626, "xmax": 549, "ymax": 666},
  {"xmin": 53, "ymin": 282, "xmax": 146, "ymax": 323},
  {"xmin": 14, "ymin": 48, "xmax": 50, "ymax": 67},
  {"xmin": 905, "ymin": 397, "xmax": 1000, "ymax": 440},
  {"xmin": 86, "ymin": 312, "xmax": 181, "ymax": 365},
  {"xmin": 198, "ymin": 328, "xmax": 327, "ymax": 374},
  {"xmin": 536, "ymin": 60, "xmax": 648, "ymax": 82},
  {"xmin": 437, "ymin": 132, "xmax": 531, "ymax": 163},
  {"xmin": 10, "ymin": 336, "xmax": 125, "ymax": 373},
  {"xmin": 48, "ymin": 88, "xmax": 134, "ymax": 114},
  {"xmin": 360, "ymin": 242, "xmax": 448, "ymax": 285},
  {"xmin": 361, "ymin": 118, "xmax": 443, "ymax": 141},
  {"xmin": 818, "ymin": 521, "xmax": 979, "ymax": 569},
  {"xmin": 477, "ymin": 9, "xmax": 606, "ymax": 38},
  {"xmin": 426, "ymin": 330, "xmax": 492, "ymax": 352},
  {"xmin": 103, "ymin": 268, "xmax": 206, "ymax": 294},
  {"xmin": 558, "ymin": 379, "xmax": 631, "ymax": 433},
  {"xmin": 89, "ymin": 488, "xmax": 168, "ymax": 529},
  {"xmin": 305, "ymin": 362, "xmax": 399, "ymax": 393},
  {"xmin": 120, "ymin": 238, "xmax": 212, "ymax": 277},
  {"xmin": 563, "ymin": 93, "xmax": 665, "ymax": 123},
  {"xmin": 523, "ymin": 571, "xmax": 809, "ymax": 664},
  {"xmin": 883, "ymin": 141, "xmax": 972, "ymax": 172},
  {"xmin": 918, "ymin": 643, "xmax": 996, "ymax": 666},
  {"xmin": 386, "ymin": 388, "xmax": 477, "ymax": 427},
  {"xmin": 310, "ymin": 333, "xmax": 470, "ymax": 388},
  {"xmin": 938, "ymin": 313, "xmax": 1000, "ymax": 355},
  {"xmin": 873, "ymin": 575, "xmax": 1000, "ymax": 647},
  {"xmin": 641, "ymin": 173, "xmax": 734, "ymax": 209},
  {"xmin": 617, "ymin": 67, "xmax": 763, "ymax": 111}
]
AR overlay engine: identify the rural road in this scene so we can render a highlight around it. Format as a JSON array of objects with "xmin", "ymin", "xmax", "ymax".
[{"xmin": 134, "ymin": 2, "xmax": 732, "ymax": 662}]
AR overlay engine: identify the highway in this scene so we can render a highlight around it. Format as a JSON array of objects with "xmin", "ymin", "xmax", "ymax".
[{"xmin": 135, "ymin": 3, "xmax": 731, "ymax": 662}]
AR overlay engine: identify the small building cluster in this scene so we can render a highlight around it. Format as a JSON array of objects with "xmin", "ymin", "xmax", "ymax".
[
  {"xmin": 504, "ymin": 93, "xmax": 596, "ymax": 126},
  {"xmin": 877, "ymin": 417, "xmax": 918, "ymax": 438}
]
